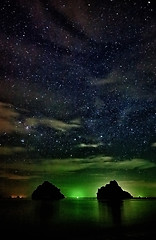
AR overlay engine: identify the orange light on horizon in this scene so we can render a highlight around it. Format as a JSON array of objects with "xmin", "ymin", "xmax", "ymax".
[{"xmin": 10, "ymin": 195, "xmax": 26, "ymax": 199}]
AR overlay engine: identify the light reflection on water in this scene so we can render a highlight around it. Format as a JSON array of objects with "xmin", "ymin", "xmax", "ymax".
[
  {"xmin": 0, "ymin": 198, "xmax": 155, "ymax": 239},
  {"xmin": 98, "ymin": 198, "xmax": 156, "ymax": 227}
]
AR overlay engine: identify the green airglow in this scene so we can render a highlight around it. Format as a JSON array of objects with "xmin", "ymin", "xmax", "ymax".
[{"xmin": 69, "ymin": 189, "xmax": 84, "ymax": 198}]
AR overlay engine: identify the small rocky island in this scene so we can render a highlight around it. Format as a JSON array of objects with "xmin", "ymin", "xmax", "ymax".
[
  {"xmin": 32, "ymin": 181, "xmax": 65, "ymax": 200},
  {"xmin": 97, "ymin": 180, "xmax": 133, "ymax": 200}
]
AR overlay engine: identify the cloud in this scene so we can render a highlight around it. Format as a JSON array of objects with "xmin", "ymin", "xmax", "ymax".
[
  {"xmin": 77, "ymin": 143, "xmax": 103, "ymax": 148},
  {"xmin": 25, "ymin": 117, "xmax": 81, "ymax": 132},
  {"xmin": 151, "ymin": 142, "xmax": 156, "ymax": 147},
  {"xmin": 0, "ymin": 156, "xmax": 155, "ymax": 193},
  {"xmin": 58, "ymin": 156, "xmax": 156, "ymax": 172},
  {"xmin": 90, "ymin": 70, "xmax": 120, "ymax": 86},
  {"xmin": 1, "ymin": 173, "xmax": 31, "ymax": 180},
  {"xmin": 31, "ymin": 156, "xmax": 156, "ymax": 175},
  {"xmin": 0, "ymin": 100, "xmax": 81, "ymax": 136},
  {"xmin": 89, "ymin": 157, "xmax": 156, "ymax": 171},
  {"xmin": 0, "ymin": 146, "xmax": 26, "ymax": 155},
  {"xmin": 0, "ymin": 102, "xmax": 19, "ymax": 133},
  {"xmin": 110, "ymin": 158, "xmax": 156, "ymax": 170}
]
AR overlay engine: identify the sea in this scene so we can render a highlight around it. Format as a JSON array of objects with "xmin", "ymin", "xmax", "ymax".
[{"xmin": 0, "ymin": 197, "xmax": 155, "ymax": 239}]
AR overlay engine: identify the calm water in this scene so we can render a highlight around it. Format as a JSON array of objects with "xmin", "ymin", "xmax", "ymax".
[{"xmin": 0, "ymin": 198, "xmax": 155, "ymax": 239}]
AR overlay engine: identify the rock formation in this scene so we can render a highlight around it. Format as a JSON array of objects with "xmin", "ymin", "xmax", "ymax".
[
  {"xmin": 97, "ymin": 180, "xmax": 133, "ymax": 200},
  {"xmin": 32, "ymin": 181, "xmax": 65, "ymax": 200}
]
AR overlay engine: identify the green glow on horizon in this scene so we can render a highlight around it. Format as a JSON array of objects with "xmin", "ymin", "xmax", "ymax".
[{"xmin": 69, "ymin": 189, "xmax": 84, "ymax": 198}]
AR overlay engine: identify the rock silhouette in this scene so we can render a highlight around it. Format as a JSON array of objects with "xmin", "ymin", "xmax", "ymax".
[
  {"xmin": 97, "ymin": 180, "xmax": 133, "ymax": 200},
  {"xmin": 32, "ymin": 181, "xmax": 65, "ymax": 200}
]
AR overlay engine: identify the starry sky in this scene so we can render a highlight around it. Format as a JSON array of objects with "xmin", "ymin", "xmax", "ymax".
[{"xmin": 0, "ymin": 0, "xmax": 156, "ymax": 198}]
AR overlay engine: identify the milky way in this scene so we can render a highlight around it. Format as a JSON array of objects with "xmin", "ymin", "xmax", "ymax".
[{"xmin": 0, "ymin": 0, "xmax": 156, "ymax": 198}]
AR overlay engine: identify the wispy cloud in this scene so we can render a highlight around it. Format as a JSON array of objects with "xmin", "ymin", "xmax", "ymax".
[
  {"xmin": 77, "ymin": 142, "xmax": 103, "ymax": 148},
  {"xmin": 0, "ymin": 102, "xmax": 19, "ymax": 133},
  {"xmin": 0, "ymin": 101, "xmax": 81, "ymax": 135},
  {"xmin": 89, "ymin": 157, "xmax": 156, "ymax": 171},
  {"xmin": 0, "ymin": 146, "xmax": 26, "ymax": 155},
  {"xmin": 151, "ymin": 142, "xmax": 156, "ymax": 147},
  {"xmin": 25, "ymin": 117, "xmax": 81, "ymax": 132}
]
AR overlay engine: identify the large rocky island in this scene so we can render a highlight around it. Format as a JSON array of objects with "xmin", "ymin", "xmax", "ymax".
[
  {"xmin": 32, "ymin": 181, "xmax": 65, "ymax": 200},
  {"xmin": 97, "ymin": 180, "xmax": 133, "ymax": 200}
]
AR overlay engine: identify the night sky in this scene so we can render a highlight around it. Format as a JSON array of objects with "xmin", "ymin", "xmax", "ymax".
[{"xmin": 0, "ymin": 0, "xmax": 156, "ymax": 198}]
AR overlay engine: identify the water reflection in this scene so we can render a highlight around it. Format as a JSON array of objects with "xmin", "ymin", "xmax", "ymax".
[
  {"xmin": 98, "ymin": 200, "xmax": 123, "ymax": 227},
  {"xmin": 33, "ymin": 200, "xmax": 61, "ymax": 228},
  {"xmin": 107, "ymin": 200, "xmax": 123, "ymax": 225},
  {"xmin": 0, "ymin": 198, "xmax": 155, "ymax": 239}
]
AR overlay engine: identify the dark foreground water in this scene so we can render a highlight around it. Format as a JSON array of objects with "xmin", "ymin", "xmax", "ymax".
[{"xmin": 0, "ymin": 198, "xmax": 155, "ymax": 239}]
